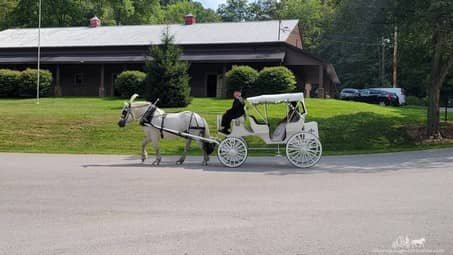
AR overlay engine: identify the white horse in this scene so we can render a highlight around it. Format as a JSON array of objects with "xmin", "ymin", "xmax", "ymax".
[
  {"xmin": 117, "ymin": 94, "xmax": 215, "ymax": 165},
  {"xmin": 411, "ymin": 238, "xmax": 426, "ymax": 248}
]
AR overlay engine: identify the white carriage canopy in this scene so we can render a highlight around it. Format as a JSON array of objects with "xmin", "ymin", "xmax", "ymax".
[{"xmin": 247, "ymin": 93, "xmax": 304, "ymax": 105}]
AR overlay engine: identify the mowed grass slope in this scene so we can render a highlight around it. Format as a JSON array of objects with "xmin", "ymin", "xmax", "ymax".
[{"xmin": 0, "ymin": 97, "xmax": 451, "ymax": 155}]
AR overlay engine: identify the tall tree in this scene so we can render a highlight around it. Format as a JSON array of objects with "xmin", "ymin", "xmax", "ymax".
[
  {"xmin": 217, "ymin": 0, "xmax": 252, "ymax": 22},
  {"xmin": 278, "ymin": 0, "xmax": 333, "ymax": 50},
  {"xmin": 316, "ymin": 0, "xmax": 392, "ymax": 87},
  {"xmin": 395, "ymin": 0, "xmax": 452, "ymax": 137},
  {"xmin": 145, "ymin": 28, "xmax": 191, "ymax": 107},
  {"xmin": 163, "ymin": 0, "xmax": 220, "ymax": 23},
  {"xmin": 248, "ymin": 0, "xmax": 279, "ymax": 21},
  {"xmin": 129, "ymin": 0, "xmax": 163, "ymax": 24},
  {"xmin": 0, "ymin": 0, "xmax": 17, "ymax": 30},
  {"xmin": 110, "ymin": 0, "xmax": 135, "ymax": 25},
  {"xmin": 424, "ymin": 1, "xmax": 452, "ymax": 137},
  {"xmin": 9, "ymin": 0, "xmax": 109, "ymax": 27}
]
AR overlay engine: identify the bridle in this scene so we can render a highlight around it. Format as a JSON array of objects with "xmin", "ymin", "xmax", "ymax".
[
  {"xmin": 121, "ymin": 103, "xmax": 130, "ymax": 118},
  {"xmin": 118, "ymin": 102, "xmax": 150, "ymax": 127}
]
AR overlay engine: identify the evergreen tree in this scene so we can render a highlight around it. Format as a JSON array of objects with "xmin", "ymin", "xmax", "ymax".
[{"xmin": 145, "ymin": 28, "xmax": 191, "ymax": 107}]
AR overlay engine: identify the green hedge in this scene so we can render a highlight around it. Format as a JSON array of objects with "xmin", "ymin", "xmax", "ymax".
[
  {"xmin": 225, "ymin": 65, "xmax": 259, "ymax": 97},
  {"xmin": 0, "ymin": 68, "xmax": 52, "ymax": 97},
  {"xmin": 255, "ymin": 66, "xmax": 297, "ymax": 94},
  {"xmin": 114, "ymin": 70, "xmax": 146, "ymax": 98},
  {"xmin": 406, "ymin": 96, "xmax": 427, "ymax": 106},
  {"xmin": 0, "ymin": 69, "xmax": 21, "ymax": 97},
  {"xmin": 19, "ymin": 69, "xmax": 52, "ymax": 97}
]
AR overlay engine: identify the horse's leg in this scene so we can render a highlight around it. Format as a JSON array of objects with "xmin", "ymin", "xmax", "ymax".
[
  {"xmin": 176, "ymin": 138, "xmax": 191, "ymax": 165},
  {"xmin": 141, "ymin": 128, "xmax": 152, "ymax": 163},
  {"xmin": 152, "ymin": 148, "xmax": 161, "ymax": 166},
  {"xmin": 141, "ymin": 138, "xmax": 150, "ymax": 163},
  {"xmin": 197, "ymin": 140, "xmax": 209, "ymax": 166},
  {"xmin": 150, "ymin": 132, "xmax": 161, "ymax": 166},
  {"xmin": 202, "ymin": 148, "xmax": 209, "ymax": 166}
]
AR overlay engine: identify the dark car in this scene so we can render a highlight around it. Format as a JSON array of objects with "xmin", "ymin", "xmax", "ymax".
[
  {"xmin": 339, "ymin": 88, "xmax": 360, "ymax": 100},
  {"xmin": 355, "ymin": 89, "xmax": 399, "ymax": 106}
]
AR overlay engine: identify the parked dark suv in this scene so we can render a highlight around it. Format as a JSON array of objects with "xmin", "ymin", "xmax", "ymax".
[{"xmin": 355, "ymin": 89, "xmax": 399, "ymax": 106}]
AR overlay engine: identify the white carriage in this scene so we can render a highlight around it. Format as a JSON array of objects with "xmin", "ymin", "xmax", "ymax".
[{"xmin": 216, "ymin": 92, "xmax": 322, "ymax": 168}]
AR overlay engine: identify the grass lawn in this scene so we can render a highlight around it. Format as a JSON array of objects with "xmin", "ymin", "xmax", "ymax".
[{"xmin": 0, "ymin": 97, "xmax": 452, "ymax": 156}]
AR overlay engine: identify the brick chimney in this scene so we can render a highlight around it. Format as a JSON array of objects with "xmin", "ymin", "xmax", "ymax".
[
  {"xmin": 90, "ymin": 16, "xmax": 101, "ymax": 28},
  {"xmin": 184, "ymin": 14, "xmax": 196, "ymax": 25}
]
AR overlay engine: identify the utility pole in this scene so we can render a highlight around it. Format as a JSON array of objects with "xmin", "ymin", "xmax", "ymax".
[
  {"xmin": 377, "ymin": 37, "xmax": 381, "ymax": 85},
  {"xmin": 392, "ymin": 25, "xmax": 398, "ymax": 88},
  {"xmin": 380, "ymin": 36, "xmax": 391, "ymax": 87},
  {"xmin": 381, "ymin": 36, "xmax": 385, "ymax": 87},
  {"xmin": 36, "ymin": 0, "xmax": 42, "ymax": 104}
]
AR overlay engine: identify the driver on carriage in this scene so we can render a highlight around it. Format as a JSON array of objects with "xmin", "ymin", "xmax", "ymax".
[{"xmin": 219, "ymin": 89, "xmax": 245, "ymax": 134}]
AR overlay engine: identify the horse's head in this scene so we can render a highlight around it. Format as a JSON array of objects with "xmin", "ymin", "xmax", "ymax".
[{"xmin": 118, "ymin": 94, "xmax": 139, "ymax": 128}]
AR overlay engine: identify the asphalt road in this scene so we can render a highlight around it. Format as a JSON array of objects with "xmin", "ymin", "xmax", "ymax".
[{"xmin": 1, "ymin": 149, "xmax": 453, "ymax": 255}]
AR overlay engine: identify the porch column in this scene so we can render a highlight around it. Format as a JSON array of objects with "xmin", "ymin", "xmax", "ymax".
[
  {"xmin": 108, "ymin": 66, "xmax": 114, "ymax": 96},
  {"xmin": 217, "ymin": 64, "xmax": 227, "ymax": 98},
  {"xmin": 54, "ymin": 65, "xmax": 62, "ymax": 96},
  {"xmin": 304, "ymin": 82, "xmax": 312, "ymax": 98},
  {"xmin": 318, "ymin": 64, "xmax": 325, "ymax": 98},
  {"xmin": 98, "ymin": 64, "xmax": 105, "ymax": 97}
]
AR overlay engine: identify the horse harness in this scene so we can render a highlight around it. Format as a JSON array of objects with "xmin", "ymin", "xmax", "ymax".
[{"xmin": 140, "ymin": 105, "xmax": 205, "ymax": 139}]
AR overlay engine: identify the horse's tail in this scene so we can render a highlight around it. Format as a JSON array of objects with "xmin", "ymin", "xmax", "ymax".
[
  {"xmin": 201, "ymin": 117, "xmax": 211, "ymax": 138},
  {"xmin": 198, "ymin": 114, "xmax": 215, "ymax": 155}
]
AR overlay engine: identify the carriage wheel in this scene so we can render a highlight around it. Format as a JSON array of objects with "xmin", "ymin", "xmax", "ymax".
[
  {"xmin": 217, "ymin": 137, "xmax": 248, "ymax": 168},
  {"xmin": 286, "ymin": 132, "xmax": 322, "ymax": 168}
]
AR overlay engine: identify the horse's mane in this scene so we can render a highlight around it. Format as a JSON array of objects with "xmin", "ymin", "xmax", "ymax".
[
  {"xmin": 129, "ymin": 94, "xmax": 165, "ymax": 114},
  {"xmin": 131, "ymin": 101, "xmax": 150, "ymax": 107},
  {"xmin": 131, "ymin": 101, "xmax": 165, "ymax": 114}
]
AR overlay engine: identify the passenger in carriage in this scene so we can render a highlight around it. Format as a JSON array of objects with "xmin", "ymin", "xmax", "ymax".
[
  {"xmin": 220, "ymin": 89, "xmax": 245, "ymax": 134},
  {"xmin": 272, "ymin": 102, "xmax": 300, "ymax": 140}
]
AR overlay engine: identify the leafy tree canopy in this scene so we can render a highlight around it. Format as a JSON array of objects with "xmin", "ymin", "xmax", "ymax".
[{"xmin": 164, "ymin": 0, "xmax": 220, "ymax": 23}]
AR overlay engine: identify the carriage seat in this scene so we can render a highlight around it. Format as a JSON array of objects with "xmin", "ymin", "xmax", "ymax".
[
  {"xmin": 248, "ymin": 115, "xmax": 269, "ymax": 134},
  {"xmin": 228, "ymin": 116, "xmax": 252, "ymax": 136},
  {"xmin": 271, "ymin": 122, "xmax": 287, "ymax": 141},
  {"xmin": 248, "ymin": 115, "xmax": 267, "ymax": 125}
]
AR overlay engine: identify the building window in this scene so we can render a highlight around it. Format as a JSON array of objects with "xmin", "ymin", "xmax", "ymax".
[{"xmin": 74, "ymin": 73, "xmax": 84, "ymax": 87}]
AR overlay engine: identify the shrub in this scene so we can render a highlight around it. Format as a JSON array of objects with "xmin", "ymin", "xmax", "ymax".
[
  {"xmin": 0, "ymin": 69, "xmax": 21, "ymax": 97},
  {"xmin": 255, "ymin": 66, "xmax": 297, "ymax": 94},
  {"xmin": 114, "ymin": 70, "xmax": 146, "ymax": 98},
  {"xmin": 225, "ymin": 65, "xmax": 259, "ymax": 97},
  {"xmin": 18, "ymin": 68, "xmax": 52, "ymax": 97},
  {"xmin": 145, "ymin": 29, "xmax": 191, "ymax": 107},
  {"xmin": 406, "ymin": 96, "xmax": 427, "ymax": 106}
]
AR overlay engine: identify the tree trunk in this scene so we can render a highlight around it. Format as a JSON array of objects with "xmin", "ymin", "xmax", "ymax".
[
  {"xmin": 426, "ymin": 25, "xmax": 443, "ymax": 138},
  {"xmin": 426, "ymin": 26, "xmax": 453, "ymax": 138},
  {"xmin": 427, "ymin": 77, "xmax": 441, "ymax": 138}
]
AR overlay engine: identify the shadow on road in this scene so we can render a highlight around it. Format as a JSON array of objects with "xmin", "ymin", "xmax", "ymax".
[{"xmin": 81, "ymin": 148, "xmax": 453, "ymax": 175}]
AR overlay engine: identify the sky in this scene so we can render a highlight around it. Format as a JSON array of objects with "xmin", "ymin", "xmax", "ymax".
[{"xmin": 196, "ymin": 0, "xmax": 228, "ymax": 10}]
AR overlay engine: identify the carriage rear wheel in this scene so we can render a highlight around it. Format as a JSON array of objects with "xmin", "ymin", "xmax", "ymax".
[
  {"xmin": 217, "ymin": 137, "xmax": 248, "ymax": 168},
  {"xmin": 286, "ymin": 132, "xmax": 322, "ymax": 168}
]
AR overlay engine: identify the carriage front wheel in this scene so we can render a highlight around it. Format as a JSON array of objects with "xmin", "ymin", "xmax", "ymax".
[
  {"xmin": 217, "ymin": 137, "xmax": 248, "ymax": 168},
  {"xmin": 286, "ymin": 132, "xmax": 322, "ymax": 168}
]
